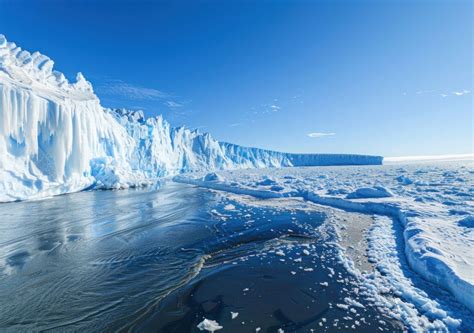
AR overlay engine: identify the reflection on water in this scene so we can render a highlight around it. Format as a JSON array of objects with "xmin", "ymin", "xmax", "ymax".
[
  {"xmin": 0, "ymin": 183, "xmax": 214, "ymax": 331},
  {"xmin": 0, "ymin": 183, "xmax": 401, "ymax": 332}
]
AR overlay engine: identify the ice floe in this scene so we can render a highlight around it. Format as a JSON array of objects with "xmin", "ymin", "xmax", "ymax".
[{"xmin": 174, "ymin": 160, "xmax": 474, "ymax": 324}]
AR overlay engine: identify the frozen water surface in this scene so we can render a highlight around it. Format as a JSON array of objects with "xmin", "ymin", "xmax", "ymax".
[
  {"xmin": 175, "ymin": 161, "xmax": 474, "ymax": 331},
  {"xmin": 0, "ymin": 182, "xmax": 402, "ymax": 332},
  {"xmin": 1, "ymin": 161, "xmax": 473, "ymax": 332}
]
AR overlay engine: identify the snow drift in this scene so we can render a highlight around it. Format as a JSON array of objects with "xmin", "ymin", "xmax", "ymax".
[{"xmin": 0, "ymin": 34, "xmax": 382, "ymax": 202}]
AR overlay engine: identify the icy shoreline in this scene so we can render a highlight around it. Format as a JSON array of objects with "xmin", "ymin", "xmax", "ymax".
[{"xmin": 174, "ymin": 162, "xmax": 474, "ymax": 318}]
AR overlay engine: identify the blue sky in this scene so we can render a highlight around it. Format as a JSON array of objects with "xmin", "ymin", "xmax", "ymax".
[{"xmin": 0, "ymin": 0, "xmax": 472, "ymax": 156}]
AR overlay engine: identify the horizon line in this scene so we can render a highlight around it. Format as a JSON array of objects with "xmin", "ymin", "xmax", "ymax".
[{"xmin": 384, "ymin": 153, "xmax": 474, "ymax": 163}]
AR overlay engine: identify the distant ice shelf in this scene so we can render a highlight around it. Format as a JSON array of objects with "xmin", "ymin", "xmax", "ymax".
[{"xmin": 0, "ymin": 34, "xmax": 382, "ymax": 202}]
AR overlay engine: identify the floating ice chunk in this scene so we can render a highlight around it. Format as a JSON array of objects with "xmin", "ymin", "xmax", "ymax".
[
  {"xmin": 336, "ymin": 303, "xmax": 349, "ymax": 310},
  {"xmin": 346, "ymin": 186, "xmax": 393, "ymax": 199},
  {"xmin": 204, "ymin": 172, "xmax": 224, "ymax": 182},
  {"xmin": 231, "ymin": 312, "xmax": 239, "ymax": 319},
  {"xmin": 396, "ymin": 175, "xmax": 413, "ymax": 185},
  {"xmin": 275, "ymin": 250, "xmax": 285, "ymax": 256},
  {"xmin": 344, "ymin": 297, "xmax": 365, "ymax": 309},
  {"xmin": 197, "ymin": 318, "xmax": 223, "ymax": 332},
  {"xmin": 224, "ymin": 204, "xmax": 236, "ymax": 211},
  {"xmin": 257, "ymin": 177, "xmax": 277, "ymax": 186}
]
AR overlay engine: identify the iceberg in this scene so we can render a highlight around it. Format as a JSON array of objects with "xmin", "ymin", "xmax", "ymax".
[{"xmin": 0, "ymin": 34, "xmax": 382, "ymax": 202}]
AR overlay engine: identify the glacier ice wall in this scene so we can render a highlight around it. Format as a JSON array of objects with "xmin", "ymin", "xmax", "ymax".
[{"xmin": 0, "ymin": 34, "xmax": 382, "ymax": 202}]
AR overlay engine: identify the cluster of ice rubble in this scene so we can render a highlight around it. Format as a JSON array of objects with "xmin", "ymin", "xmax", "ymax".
[
  {"xmin": 0, "ymin": 34, "xmax": 382, "ymax": 202},
  {"xmin": 175, "ymin": 161, "xmax": 474, "ymax": 329}
]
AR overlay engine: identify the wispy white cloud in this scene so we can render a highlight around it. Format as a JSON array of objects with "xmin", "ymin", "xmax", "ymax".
[
  {"xmin": 250, "ymin": 99, "xmax": 283, "ymax": 116},
  {"xmin": 452, "ymin": 90, "xmax": 470, "ymax": 96},
  {"xmin": 406, "ymin": 89, "xmax": 471, "ymax": 98},
  {"xmin": 416, "ymin": 89, "xmax": 436, "ymax": 95},
  {"xmin": 292, "ymin": 94, "xmax": 304, "ymax": 104},
  {"xmin": 307, "ymin": 132, "xmax": 336, "ymax": 138},
  {"xmin": 228, "ymin": 122, "xmax": 242, "ymax": 127},
  {"xmin": 98, "ymin": 80, "xmax": 188, "ymax": 112},
  {"xmin": 99, "ymin": 80, "xmax": 170, "ymax": 100},
  {"xmin": 164, "ymin": 100, "xmax": 183, "ymax": 108},
  {"xmin": 270, "ymin": 104, "xmax": 280, "ymax": 112}
]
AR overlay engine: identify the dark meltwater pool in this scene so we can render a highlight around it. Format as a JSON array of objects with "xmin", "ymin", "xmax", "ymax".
[{"xmin": 0, "ymin": 183, "xmax": 403, "ymax": 332}]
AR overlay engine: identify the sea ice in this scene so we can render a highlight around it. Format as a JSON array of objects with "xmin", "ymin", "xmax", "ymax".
[
  {"xmin": 175, "ymin": 161, "xmax": 474, "ymax": 321},
  {"xmin": 346, "ymin": 186, "xmax": 393, "ymax": 199},
  {"xmin": 197, "ymin": 318, "xmax": 223, "ymax": 332}
]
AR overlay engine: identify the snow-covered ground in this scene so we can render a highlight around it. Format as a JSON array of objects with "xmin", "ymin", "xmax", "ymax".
[{"xmin": 174, "ymin": 160, "xmax": 474, "ymax": 328}]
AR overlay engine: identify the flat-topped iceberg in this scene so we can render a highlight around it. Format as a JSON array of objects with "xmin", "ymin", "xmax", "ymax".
[{"xmin": 0, "ymin": 34, "xmax": 382, "ymax": 202}]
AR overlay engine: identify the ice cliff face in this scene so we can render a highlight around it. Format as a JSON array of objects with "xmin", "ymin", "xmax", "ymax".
[{"xmin": 0, "ymin": 35, "xmax": 383, "ymax": 202}]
